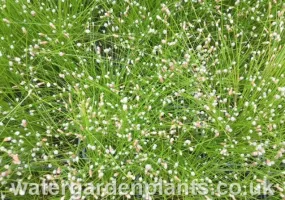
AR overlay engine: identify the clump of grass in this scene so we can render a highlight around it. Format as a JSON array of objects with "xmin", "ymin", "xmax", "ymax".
[{"xmin": 0, "ymin": 0, "xmax": 285, "ymax": 199}]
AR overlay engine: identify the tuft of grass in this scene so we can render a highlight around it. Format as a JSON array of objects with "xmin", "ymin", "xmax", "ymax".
[{"xmin": 0, "ymin": 0, "xmax": 285, "ymax": 199}]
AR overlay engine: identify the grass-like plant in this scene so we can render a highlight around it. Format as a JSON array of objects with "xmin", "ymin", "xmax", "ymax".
[{"xmin": 0, "ymin": 0, "xmax": 285, "ymax": 199}]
